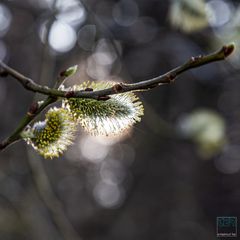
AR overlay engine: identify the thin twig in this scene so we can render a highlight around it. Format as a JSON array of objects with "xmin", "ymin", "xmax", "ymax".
[
  {"xmin": 0, "ymin": 43, "xmax": 235, "ymax": 99},
  {"xmin": 0, "ymin": 96, "xmax": 57, "ymax": 150},
  {"xmin": 0, "ymin": 43, "xmax": 235, "ymax": 151}
]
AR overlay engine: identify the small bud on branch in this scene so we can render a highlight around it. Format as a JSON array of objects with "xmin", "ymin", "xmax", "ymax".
[{"xmin": 0, "ymin": 43, "xmax": 235, "ymax": 154}]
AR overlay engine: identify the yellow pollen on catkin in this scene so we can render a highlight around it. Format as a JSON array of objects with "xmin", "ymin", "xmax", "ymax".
[{"xmin": 25, "ymin": 107, "xmax": 77, "ymax": 159}]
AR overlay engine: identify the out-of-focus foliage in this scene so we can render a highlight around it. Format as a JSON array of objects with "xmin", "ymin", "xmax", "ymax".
[
  {"xmin": 178, "ymin": 109, "xmax": 226, "ymax": 158},
  {"xmin": 169, "ymin": 0, "xmax": 209, "ymax": 32}
]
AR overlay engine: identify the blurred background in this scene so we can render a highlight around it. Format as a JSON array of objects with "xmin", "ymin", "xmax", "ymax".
[{"xmin": 0, "ymin": 0, "xmax": 240, "ymax": 239}]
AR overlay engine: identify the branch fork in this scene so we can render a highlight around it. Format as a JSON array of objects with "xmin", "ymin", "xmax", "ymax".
[{"xmin": 0, "ymin": 43, "xmax": 235, "ymax": 151}]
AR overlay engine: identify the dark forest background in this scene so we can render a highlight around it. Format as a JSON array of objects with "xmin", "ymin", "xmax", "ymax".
[{"xmin": 0, "ymin": 0, "xmax": 240, "ymax": 239}]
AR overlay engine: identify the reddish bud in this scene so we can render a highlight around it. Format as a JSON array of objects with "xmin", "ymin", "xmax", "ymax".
[
  {"xmin": 85, "ymin": 88, "xmax": 93, "ymax": 92},
  {"xmin": 167, "ymin": 73, "xmax": 176, "ymax": 83},
  {"xmin": 0, "ymin": 70, "xmax": 8, "ymax": 77},
  {"xmin": 113, "ymin": 83, "xmax": 123, "ymax": 93},
  {"xmin": 60, "ymin": 70, "xmax": 66, "ymax": 77},
  {"xmin": 65, "ymin": 91, "xmax": 75, "ymax": 98},
  {"xmin": 223, "ymin": 43, "xmax": 235, "ymax": 58},
  {"xmin": 28, "ymin": 102, "xmax": 39, "ymax": 116},
  {"xmin": 98, "ymin": 95, "xmax": 111, "ymax": 101}
]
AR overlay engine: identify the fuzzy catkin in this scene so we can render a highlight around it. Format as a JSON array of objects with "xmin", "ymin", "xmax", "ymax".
[
  {"xmin": 26, "ymin": 107, "xmax": 77, "ymax": 159},
  {"xmin": 62, "ymin": 81, "xmax": 144, "ymax": 136}
]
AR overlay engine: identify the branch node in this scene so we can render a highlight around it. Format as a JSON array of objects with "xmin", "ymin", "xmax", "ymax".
[
  {"xmin": 190, "ymin": 57, "xmax": 196, "ymax": 63},
  {"xmin": 28, "ymin": 102, "xmax": 39, "ymax": 116},
  {"xmin": 195, "ymin": 55, "xmax": 203, "ymax": 61},
  {"xmin": 59, "ymin": 70, "xmax": 65, "ymax": 77},
  {"xmin": 65, "ymin": 91, "xmax": 75, "ymax": 98},
  {"xmin": 0, "ymin": 69, "xmax": 8, "ymax": 77},
  {"xmin": 0, "ymin": 43, "xmax": 235, "ymax": 151},
  {"xmin": 98, "ymin": 95, "xmax": 111, "ymax": 101},
  {"xmin": 24, "ymin": 79, "xmax": 34, "ymax": 90},
  {"xmin": 112, "ymin": 83, "xmax": 123, "ymax": 93},
  {"xmin": 85, "ymin": 87, "xmax": 93, "ymax": 92},
  {"xmin": 167, "ymin": 73, "xmax": 177, "ymax": 83}
]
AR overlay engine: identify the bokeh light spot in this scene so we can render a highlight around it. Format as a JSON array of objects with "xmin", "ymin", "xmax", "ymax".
[
  {"xmin": 56, "ymin": 3, "xmax": 86, "ymax": 27},
  {"xmin": 48, "ymin": 20, "xmax": 77, "ymax": 53},
  {"xmin": 78, "ymin": 24, "xmax": 96, "ymax": 51},
  {"xmin": 0, "ymin": 3, "xmax": 12, "ymax": 37},
  {"xmin": 206, "ymin": 0, "xmax": 232, "ymax": 27},
  {"xmin": 93, "ymin": 181, "xmax": 124, "ymax": 208},
  {"xmin": 93, "ymin": 39, "xmax": 117, "ymax": 65},
  {"xmin": 100, "ymin": 159, "xmax": 126, "ymax": 185},
  {"xmin": 79, "ymin": 136, "xmax": 110, "ymax": 163},
  {"xmin": 130, "ymin": 17, "xmax": 158, "ymax": 44},
  {"xmin": 112, "ymin": 0, "xmax": 139, "ymax": 27}
]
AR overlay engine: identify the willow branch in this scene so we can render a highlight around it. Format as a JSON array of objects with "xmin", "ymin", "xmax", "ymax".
[
  {"xmin": 0, "ymin": 43, "xmax": 235, "ymax": 99},
  {"xmin": 0, "ymin": 96, "xmax": 57, "ymax": 150},
  {"xmin": 0, "ymin": 43, "xmax": 235, "ymax": 151}
]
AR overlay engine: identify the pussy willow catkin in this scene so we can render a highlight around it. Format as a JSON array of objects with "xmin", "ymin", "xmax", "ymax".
[
  {"xmin": 63, "ymin": 81, "xmax": 144, "ymax": 136},
  {"xmin": 25, "ymin": 107, "xmax": 77, "ymax": 159}
]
